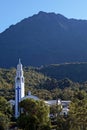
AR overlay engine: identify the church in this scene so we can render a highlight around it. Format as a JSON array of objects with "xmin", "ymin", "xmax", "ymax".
[
  {"xmin": 13, "ymin": 59, "xmax": 70, "ymax": 118},
  {"xmin": 15, "ymin": 59, "xmax": 39, "ymax": 118}
]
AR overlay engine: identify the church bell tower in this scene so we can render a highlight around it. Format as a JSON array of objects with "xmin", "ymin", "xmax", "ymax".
[{"xmin": 15, "ymin": 59, "xmax": 25, "ymax": 118}]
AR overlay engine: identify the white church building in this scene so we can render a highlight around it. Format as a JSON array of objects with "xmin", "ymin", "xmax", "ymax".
[
  {"xmin": 13, "ymin": 59, "xmax": 70, "ymax": 118},
  {"xmin": 15, "ymin": 59, "xmax": 39, "ymax": 118}
]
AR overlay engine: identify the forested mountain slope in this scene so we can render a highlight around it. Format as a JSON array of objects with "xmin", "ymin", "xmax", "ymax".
[
  {"xmin": 0, "ymin": 64, "xmax": 87, "ymax": 100},
  {"xmin": 38, "ymin": 62, "xmax": 87, "ymax": 82}
]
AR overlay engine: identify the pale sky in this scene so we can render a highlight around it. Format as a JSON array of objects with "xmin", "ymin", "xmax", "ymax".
[{"xmin": 0, "ymin": 0, "xmax": 87, "ymax": 32}]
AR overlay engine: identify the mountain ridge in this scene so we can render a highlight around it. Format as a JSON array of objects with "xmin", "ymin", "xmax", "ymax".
[{"xmin": 0, "ymin": 11, "xmax": 87, "ymax": 67}]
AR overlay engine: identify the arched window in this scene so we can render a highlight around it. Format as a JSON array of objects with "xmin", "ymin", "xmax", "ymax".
[{"xmin": 17, "ymin": 77, "xmax": 20, "ymax": 82}]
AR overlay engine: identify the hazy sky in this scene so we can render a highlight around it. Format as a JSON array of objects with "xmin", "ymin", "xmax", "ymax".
[{"xmin": 0, "ymin": 0, "xmax": 87, "ymax": 32}]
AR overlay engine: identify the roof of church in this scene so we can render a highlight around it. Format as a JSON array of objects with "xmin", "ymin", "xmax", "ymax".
[
  {"xmin": 21, "ymin": 94, "xmax": 39, "ymax": 101},
  {"xmin": 9, "ymin": 99, "xmax": 15, "ymax": 105},
  {"xmin": 45, "ymin": 100, "xmax": 71, "ymax": 106}
]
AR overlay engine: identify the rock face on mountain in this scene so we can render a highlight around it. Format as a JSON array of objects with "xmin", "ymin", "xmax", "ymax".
[{"xmin": 0, "ymin": 11, "xmax": 87, "ymax": 68}]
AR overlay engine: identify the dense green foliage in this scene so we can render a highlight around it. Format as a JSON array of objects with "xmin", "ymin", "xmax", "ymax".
[
  {"xmin": 17, "ymin": 99, "xmax": 50, "ymax": 130},
  {"xmin": 0, "ymin": 65, "xmax": 87, "ymax": 101},
  {"xmin": 0, "ymin": 96, "xmax": 12, "ymax": 130},
  {"xmin": 47, "ymin": 90, "xmax": 87, "ymax": 130},
  {"xmin": 0, "ymin": 65, "xmax": 87, "ymax": 129}
]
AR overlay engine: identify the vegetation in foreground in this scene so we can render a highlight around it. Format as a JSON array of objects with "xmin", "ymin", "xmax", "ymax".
[
  {"xmin": 0, "ymin": 66, "xmax": 87, "ymax": 129},
  {"xmin": 0, "ymin": 91, "xmax": 87, "ymax": 130}
]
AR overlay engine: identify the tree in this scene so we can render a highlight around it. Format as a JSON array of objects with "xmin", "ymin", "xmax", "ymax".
[
  {"xmin": 0, "ymin": 96, "xmax": 12, "ymax": 130},
  {"xmin": 17, "ymin": 99, "xmax": 50, "ymax": 130},
  {"xmin": 50, "ymin": 100, "xmax": 66, "ymax": 130},
  {"xmin": 0, "ymin": 112, "xmax": 9, "ymax": 130},
  {"xmin": 0, "ymin": 96, "xmax": 12, "ymax": 118},
  {"xmin": 69, "ymin": 97, "xmax": 87, "ymax": 130}
]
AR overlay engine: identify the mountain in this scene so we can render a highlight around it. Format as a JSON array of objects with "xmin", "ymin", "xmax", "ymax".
[
  {"xmin": 38, "ymin": 62, "xmax": 87, "ymax": 82},
  {"xmin": 1, "ymin": 11, "xmax": 87, "ymax": 67}
]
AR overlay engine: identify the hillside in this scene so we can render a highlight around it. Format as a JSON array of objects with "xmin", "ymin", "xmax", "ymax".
[
  {"xmin": 38, "ymin": 62, "xmax": 87, "ymax": 82},
  {"xmin": 0, "ymin": 66, "xmax": 81, "ymax": 100},
  {"xmin": 0, "ymin": 11, "xmax": 87, "ymax": 67},
  {"xmin": 0, "ymin": 64, "xmax": 87, "ymax": 100},
  {"xmin": 0, "ymin": 67, "xmax": 62, "ymax": 100}
]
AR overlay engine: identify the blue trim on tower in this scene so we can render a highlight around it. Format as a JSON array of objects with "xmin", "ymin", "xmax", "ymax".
[{"xmin": 16, "ymin": 86, "xmax": 21, "ymax": 103}]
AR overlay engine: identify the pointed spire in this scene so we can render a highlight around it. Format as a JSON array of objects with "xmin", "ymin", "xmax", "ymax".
[
  {"xmin": 19, "ymin": 58, "xmax": 21, "ymax": 64},
  {"xmin": 17, "ymin": 58, "xmax": 22, "ymax": 71}
]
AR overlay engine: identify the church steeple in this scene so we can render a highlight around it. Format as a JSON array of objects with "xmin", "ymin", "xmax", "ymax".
[
  {"xmin": 15, "ymin": 59, "xmax": 25, "ymax": 118},
  {"xmin": 19, "ymin": 58, "xmax": 21, "ymax": 64}
]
